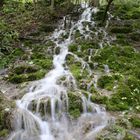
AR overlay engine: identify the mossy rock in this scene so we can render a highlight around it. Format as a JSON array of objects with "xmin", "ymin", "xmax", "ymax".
[
  {"xmin": 8, "ymin": 74, "xmax": 27, "ymax": 84},
  {"xmin": 31, "ymin": 52, "xmax": 46, "ymax": 59},
  {"xmin": 39, "ymin": 24, "xmax": 57, "ymax": 32},
  {"xmin": 27, "ymin": 70, "xmax": 46, "ymax": 81},
  {"xmin": 130, "ymin": 116, "xmax": 140, "ymax": 128},
  {"xmin": 91, "ymin": 95, "xmax": 108, "ymax": 105},
  {"xmin": 69, "ymin": 44, "xmax": 78, "ymax": 52},
  {"xmin": 0, "ymin": 93, "xmax": 15, "ymax": 138},
  {"xmin": 110, "ymin": 26, "xmax": 132, "ymax": 34},
  {"xmin": 69, "ymin": 64, "xmax": 89, "ymax": 82},
  {"xmin": 132, "ymin": 20, "xmax": 140, "ymax": 30},
  {"xmin": 96, "ymin": 124, "xmax": 126, "ymax": 140},
  {"xmin": 97, "ymin": 75, "xmax": 115, "ymax": 90},
  {"xmin": 33, "ymin": 58, "xmax": 52, "ymax": 69},
  {"xmin": 9, "ymin": 70, "xmax": 46, "ymax": 84},
  {"xmin": 12, "ymin": 65, "xmax": 39, "ymax": 75},
  {"xmin": 68, "ymin": 92, "xmax": 83, "ymax": 118},
  {"xmin": 130, "ymin": 32, "xmax": 140, "ymax": 41}
]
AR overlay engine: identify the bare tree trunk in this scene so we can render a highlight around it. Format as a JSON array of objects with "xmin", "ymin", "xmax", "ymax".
[{"xmin": 102, "ymin": 0, "xmax": 113, "ymax": 23}]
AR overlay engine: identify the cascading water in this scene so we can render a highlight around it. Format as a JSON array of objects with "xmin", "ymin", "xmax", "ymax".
[{"xmin": 9, "ymin": 3, "xmax": 110, "ymax": 140}]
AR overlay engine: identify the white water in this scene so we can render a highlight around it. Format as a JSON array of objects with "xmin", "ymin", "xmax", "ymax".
[{"xmin": 9, "ymin": 4, "xmax": 109, "ymax": 140}]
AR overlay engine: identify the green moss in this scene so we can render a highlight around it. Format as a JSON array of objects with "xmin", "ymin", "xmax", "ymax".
[
  {"xmin": 130, "ymin": 32, "xmax": 140, "ymax": 41},
  {"xmin": 114, "ymin": 3, "xmax": 140, "ymax": 20},
  {"xmin": 9, "ymin": 70, "xmax": 46, "ymax": 83},
  {"xmin": 12, "ymin": 65, "xmax": 39, "ymax": 75},
  {"xmin": 27, "ymin": 70, "xmax": 46, "ymax": 81},
  {"xmin": 68, "ymin": 92, "xmax": 83, "ymax": 118},
  {"xmin": 125, "ymin": 7, "xmax": 140, "ymax": 19},
  {"xmin": 132, "ymin": 21, "xmax": 140, "ymax": 30},
  {"xmin": 9, "ymin": 74, "xmax": 27, "ymax": 84},
  {"xmin": 0, "ymin": 129, "xmax": 9, "ymax": 137},
  {"xmin": 97, "ymin": 75, "xmax": 114, "ymax": 90},
  {"xmin": 106, "ymin": 101, "xmax": 129, "ymax": 111},
  {"xmin": 130, "ymin": 117, "xmax": 140, "ymax": 128},
  {"xmin": 69, "ymin": 44, "xmax": 78, "ymax": 52},
  {"xmin": 33, "ymin": 59, "xmax": 52, "ymax": 69},
  {"xmin": 116, "ymin": 38, "xmax": 130, "ymax": 45},
  {"xmin": 69, "ymin": 108, "xmax": 81, "ymax": 118},
  {"xmin": 66, "ymin": 54, "xmax": 75, "ymax": 65},
  {"xmin": 75, "ymin": 30, "xmax": 81, "ymax": 38},
  {"xmin": 126, "ymin": 76, "xmax": 140, "ymax": 91},
  {"xmin": 110, "ymin": 26, "xmax": 132, "ymax": 34},
  {"xmin": 69, "ymin": 64, "xmax": 82, "ymax": 80},
  {"xmin": 70, "ymin": 64, "xmax": 89, "ymax": 83},
  {"xmin": 92, "ymin": 45, "xmax": 139, "ymax": 73},
  {"xmin": 31, "ymin": 52, "xmax": 46, "ymax": 59},
  {"xmin": 91, "ymin": 95, "xmax": 108, "ymax": 105}
]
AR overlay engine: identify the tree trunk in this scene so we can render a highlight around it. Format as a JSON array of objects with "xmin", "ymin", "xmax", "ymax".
[{"xmin": 102, "ymin": 0, "xmax": 113, "ymax": 23}]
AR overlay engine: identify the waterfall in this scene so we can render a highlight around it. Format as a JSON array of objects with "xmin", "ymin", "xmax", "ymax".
[{"xmin": 9, "ymin": 3, "xmax": 110, "ymax": 140}]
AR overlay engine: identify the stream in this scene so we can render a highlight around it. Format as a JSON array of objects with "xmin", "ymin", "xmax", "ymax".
[{"xmin": 9, "ymin": 3, "xmax": 110, "ymax": 140}]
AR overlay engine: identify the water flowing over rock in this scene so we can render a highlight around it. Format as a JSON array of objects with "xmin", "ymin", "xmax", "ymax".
[{"xmin": 8, "ymin": 3, "xmax": 110, "ymax": 140}]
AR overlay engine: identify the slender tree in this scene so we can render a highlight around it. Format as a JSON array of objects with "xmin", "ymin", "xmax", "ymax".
[{"xmin": 102, "ymin": 0, "xmax": 114, "ymax": 23}]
